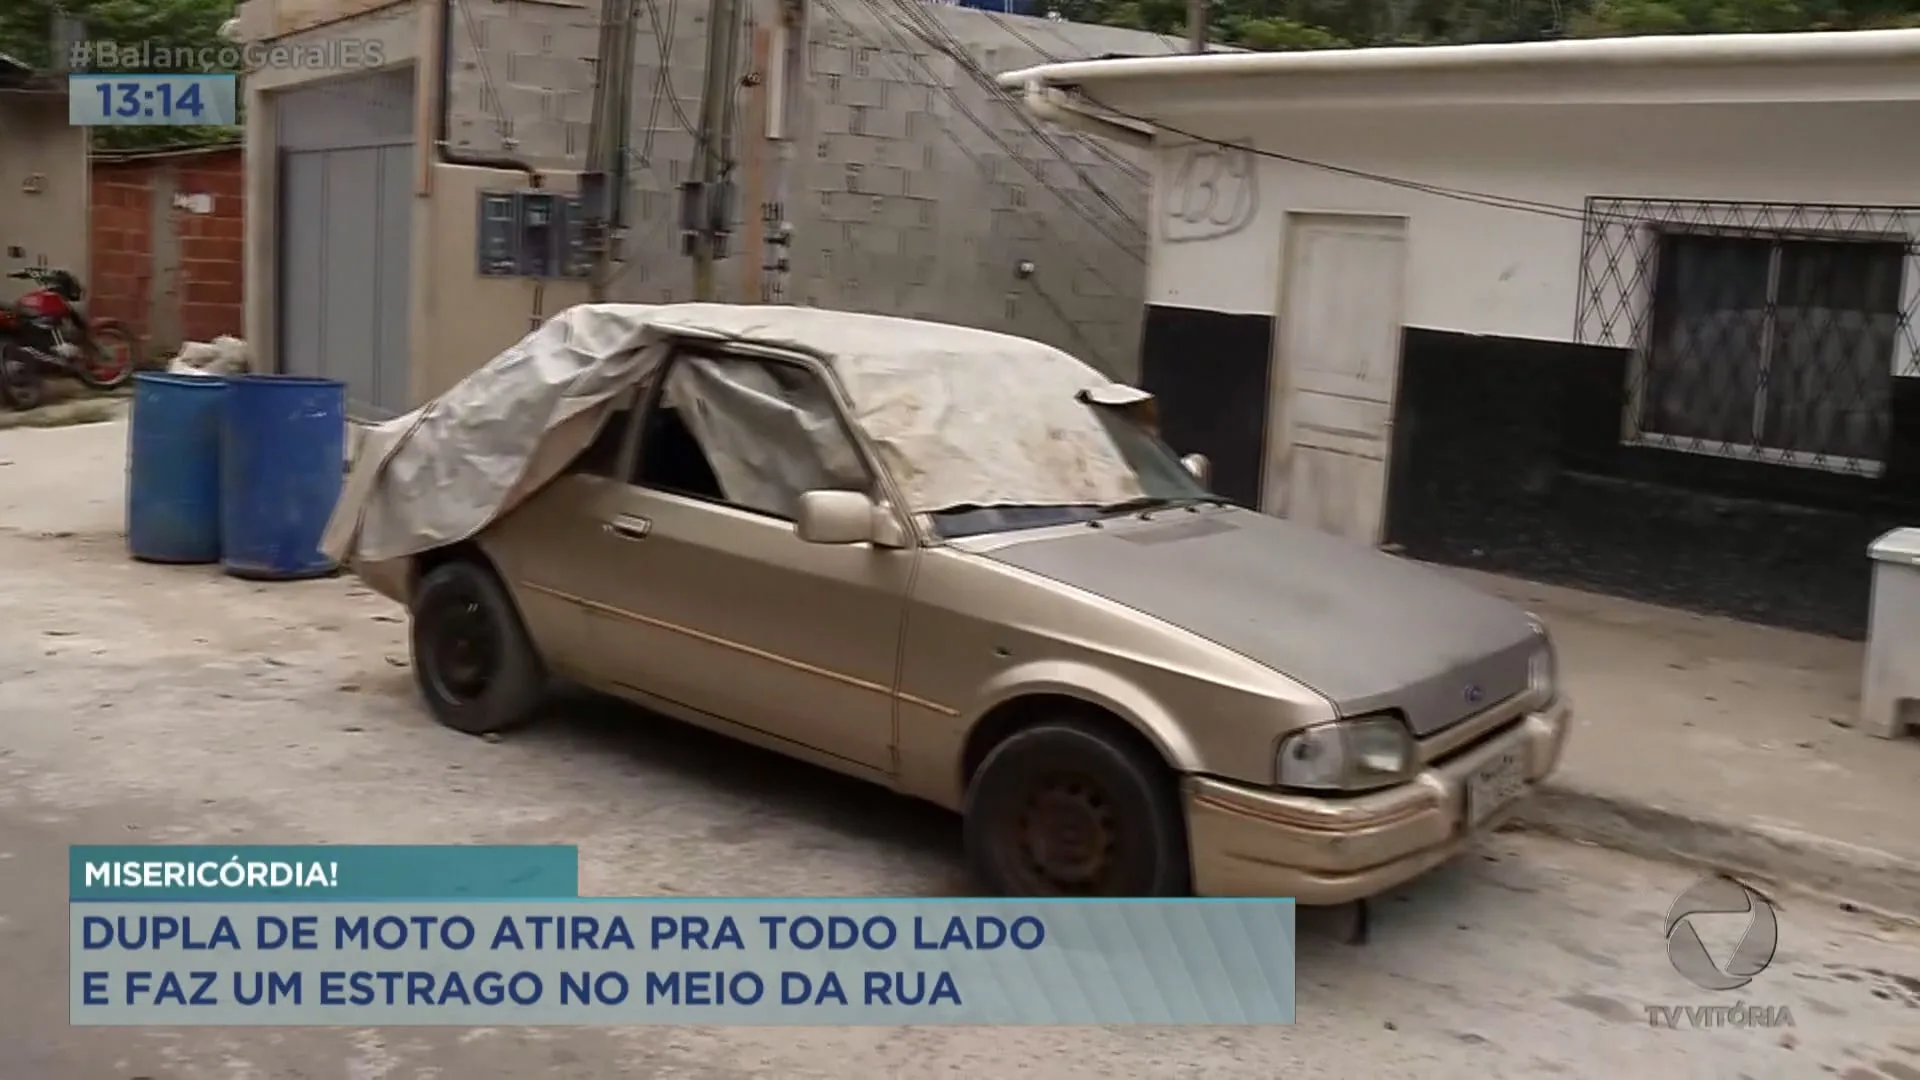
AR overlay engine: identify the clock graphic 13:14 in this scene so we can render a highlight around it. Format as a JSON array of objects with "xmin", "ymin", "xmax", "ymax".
[{"xmin": 68, "ymin": 74, "xmax": 239, "ymax": 127}]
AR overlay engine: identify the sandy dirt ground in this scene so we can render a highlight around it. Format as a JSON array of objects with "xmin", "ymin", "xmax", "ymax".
[{"xmin": 0, "ymin": 513, "xmax": 1915, "ymax": 1077}]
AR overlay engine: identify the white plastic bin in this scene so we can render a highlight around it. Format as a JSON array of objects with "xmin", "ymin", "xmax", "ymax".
[{"xmin": 1862, "ymin": 527, "xmax": 1920, "ymax": 738}]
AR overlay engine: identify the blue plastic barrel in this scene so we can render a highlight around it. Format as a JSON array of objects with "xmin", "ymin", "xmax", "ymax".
[
  {"xmin": 126, "ymin": 372, "xmax": 229, "ymax": 564},
  {"xmin": 219, "ymin": 374, "xmax": 346, "ymax": 580}
]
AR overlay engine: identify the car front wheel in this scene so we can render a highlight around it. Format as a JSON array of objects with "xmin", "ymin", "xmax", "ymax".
[
  {"xmin": 409, "ymin": 559, "xmax": 546, "ymax": 735},
  {"xmin": 962, "ymin": 717, "xmax": 1191, "ymax": 897}
]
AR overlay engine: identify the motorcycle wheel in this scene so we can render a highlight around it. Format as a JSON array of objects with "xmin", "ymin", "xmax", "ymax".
[
  {"xmin": 0, "ymin": 348, "xmax": 44, "ymax": 411},
  {"xmin": 75, "ymin": 321, "xmax": 138, "ymax": 390}
]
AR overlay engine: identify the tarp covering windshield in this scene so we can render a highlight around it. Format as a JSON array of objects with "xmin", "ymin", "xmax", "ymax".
[{"xmin": 321, "ymin": 303, "xmax": 1154, "ymax": 572}]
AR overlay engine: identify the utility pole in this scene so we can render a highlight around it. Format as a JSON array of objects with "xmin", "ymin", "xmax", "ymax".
[
  {"xmin": 1187, "ymin": 0, "xmax": 1208, "ymax": 52},
  {"xmin": 690, "ymin": 0, "xmax": 746, "ymax": 301},
  {"xmin": 586, "ymin": 0, "xmax": 638, "ymax": 300},
  {"xmin": 761, "ymin": 0, "xmax": 806, "ymax": 303}
]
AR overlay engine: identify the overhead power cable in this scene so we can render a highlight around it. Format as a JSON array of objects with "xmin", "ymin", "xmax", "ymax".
[
  {"xmin": 845, "ymin": 0, "xmax": 1146, "ymax": 263},
  {"xmin": 843, "ymin": 0, "xmax": 1145, "ymax": 273},
  {"xmin": 977, "ymin": 11, "xmax": 1152, "ymax": 186},
  {"xmin": 880, "ymin": 0, "xmax": 1144, "ymax": 236},
  {"xmin": 614, "ymin": 0, "xmax": 739, "ymax": 288},
  {"xmin": 636, "ymin": 0, "xmax": 699, "ymax": 164},
  {"xmin": 455, "ymin": 0, "xmax": 516, "ymax": 149},
  {"xmin": 818, "ymin": 0, "xmax": 1131, "ymax": 368},
  {"xmin": 1081, "ymin": 93, "xmax": 1591, "ymax": 223}
]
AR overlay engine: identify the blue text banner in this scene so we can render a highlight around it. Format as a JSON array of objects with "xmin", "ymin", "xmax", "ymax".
[{"xmin": 71, "ymin": 899, "xmax": 1297, "ymax": 1026}]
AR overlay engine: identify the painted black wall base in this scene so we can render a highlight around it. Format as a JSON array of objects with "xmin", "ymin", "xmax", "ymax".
[
  {"xmin": 1138, "ymin": 304, "xmax": 1272, "ymax": 510},
  {"xmin": 1385, "ymin": 327, "xmax": 1920, "ymax": 640}
]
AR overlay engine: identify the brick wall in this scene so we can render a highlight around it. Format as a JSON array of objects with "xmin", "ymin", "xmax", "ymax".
[
  {"xmin": 88, "ymin": 146, "xmax": 245, "ymax": 355},
  {"xmin": 88, "ymin": 167, "xmax": 153, "ymax": 332}
]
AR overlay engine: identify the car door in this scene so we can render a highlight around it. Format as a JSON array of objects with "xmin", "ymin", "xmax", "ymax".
[
  {"xmin": 573, "ymin": 347, "xmax": 915, "ymax": 773},
  {"xmin": 483, "ymin": 396, "xmax": 642, "ymax": 677}
]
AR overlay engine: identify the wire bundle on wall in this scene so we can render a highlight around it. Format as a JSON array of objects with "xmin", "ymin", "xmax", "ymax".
[
  {"xmin": 880, "ymin": 0, "xmax": 1146, "ymax": 252},
  {"xmin": 610, "ymin": 0, "xmax": 753, "ymax": 286},
  {"xmin": 975, "ymin": 10, "xmax": 1157, "ymax": 185},
  {"xmin": 815, "ymin": 0, "xmax": 1165, "ymax": 369}
]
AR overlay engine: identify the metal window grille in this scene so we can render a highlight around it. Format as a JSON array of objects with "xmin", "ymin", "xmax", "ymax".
[{"xmin": 1576, "ymin": 198, "xmax": 1920, "ymax": 477}]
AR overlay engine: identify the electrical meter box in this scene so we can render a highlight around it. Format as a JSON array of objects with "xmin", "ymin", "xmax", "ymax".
[
  {"xmin": 554, "ymin": 195, "xmax": 595, "ymax": 280},
  {"xmin": 475, "ymin": 190, "xmax": 594, "ymax": 280},
  {"xmin": 476, "ymin": 193, "xmax": 518, "ymax": 276},
  {"xmin": 518, "ymin": 192, "xmax": 557, "ymax": 277}
]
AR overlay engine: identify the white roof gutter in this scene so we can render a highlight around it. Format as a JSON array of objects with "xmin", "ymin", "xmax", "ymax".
[
  {"xmin": 1019, "ymin": 82, "xmax": 1153, "ymax": 150},
  {"xmin": 995, "ymin": 28, "xmax": 1920, "ymax": 94}
]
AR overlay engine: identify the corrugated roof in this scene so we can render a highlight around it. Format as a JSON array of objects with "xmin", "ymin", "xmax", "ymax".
[
  {"xmin": 0, "ymin": 50, "xmax": 66, "ymax": 93},
  {"xmin": 93, "ymin": 141, "xmax": 244, "ymax": 164}
]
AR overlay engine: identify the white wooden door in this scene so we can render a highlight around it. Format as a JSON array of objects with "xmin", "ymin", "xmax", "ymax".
[{"xmin": 1263, "ymin": 213, "xmax": 1408, "ymax": 546}]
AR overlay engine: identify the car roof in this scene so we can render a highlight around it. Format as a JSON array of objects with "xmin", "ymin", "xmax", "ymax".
[{"xmin": 633, "ymin": 303, "xmax": 1090, "ymax": 380}]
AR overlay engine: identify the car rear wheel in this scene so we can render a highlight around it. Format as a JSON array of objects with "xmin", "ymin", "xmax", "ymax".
[
  {"xmin": 962, "ymin": 717, "xmax": 1191, "ymax": 897},
  {"xmin": 409, "ymin": 559, "xmax": 546, "ymax": 735}
]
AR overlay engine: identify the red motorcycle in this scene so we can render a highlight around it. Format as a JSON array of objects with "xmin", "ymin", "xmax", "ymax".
[{"xmin": 0, "ymin": 266, "xmax": 140, "ymax": 410}]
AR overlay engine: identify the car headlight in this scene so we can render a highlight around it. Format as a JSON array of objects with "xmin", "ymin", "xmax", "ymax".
[
  {"xmin": 1527, "ymin": 618, "xmax": 1558, "ymax": 704},
  {"xmin": 1274, "ymin": 714, "xmax": 1416, "ymax": 793}
]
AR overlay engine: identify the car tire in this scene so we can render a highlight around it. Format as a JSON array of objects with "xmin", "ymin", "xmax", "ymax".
[
  {"xmin": 963, "ymin": 717, "xmax": 1192, "ymax": 897},
  {"xmin": 409, "ymin": 559, "xmax": 547, "ymax": 736}
]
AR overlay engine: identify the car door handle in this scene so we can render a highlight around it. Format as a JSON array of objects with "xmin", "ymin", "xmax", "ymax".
[{"xmin": 603, "ymin": 515, "xmax": 651, "ymax": 541}]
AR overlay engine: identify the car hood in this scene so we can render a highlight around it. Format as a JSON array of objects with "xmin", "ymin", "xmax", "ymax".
[{"xmin": 979, "ymin": 507, "xmax": 1538, "ymax": 736}]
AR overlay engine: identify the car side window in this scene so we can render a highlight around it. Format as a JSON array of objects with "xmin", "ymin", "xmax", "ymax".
[
  {"xmin": 570, "ymin": 406, "xmax": 634, "ymax": 478},
  {"xmin": 631, "ymin": 353, "xmax": 872, "ymax": 521}
]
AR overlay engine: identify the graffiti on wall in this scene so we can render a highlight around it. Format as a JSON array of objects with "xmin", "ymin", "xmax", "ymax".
[{"xmin": 1161, "ymin": 140, "xmax": 1257, "ymax": 244}]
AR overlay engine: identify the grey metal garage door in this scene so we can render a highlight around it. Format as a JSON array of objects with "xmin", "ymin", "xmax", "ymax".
[{"xmin": 275, "ymin": 68, "xmax": 415, "ymax": 418}]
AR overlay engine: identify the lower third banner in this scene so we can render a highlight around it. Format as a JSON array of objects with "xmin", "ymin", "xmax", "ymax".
[{"xmin": 71, "ymin": 899, "xmax": 1297, "ymax": 1025}]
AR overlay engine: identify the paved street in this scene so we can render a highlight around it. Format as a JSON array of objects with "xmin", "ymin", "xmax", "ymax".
[{"xmin": 1, "ymin": 522, "xmax": 1918, "ymax": 1078}]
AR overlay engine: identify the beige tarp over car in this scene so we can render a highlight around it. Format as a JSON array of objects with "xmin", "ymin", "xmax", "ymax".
[{"xmin": 321, "ymin": 303, "xmax": 1157, "ymax": 576}]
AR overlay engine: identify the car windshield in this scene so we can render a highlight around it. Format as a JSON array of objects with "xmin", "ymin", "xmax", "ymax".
[{"xmin": 928, "ymin": 403, "xmax": 1214, "ymax": 540}]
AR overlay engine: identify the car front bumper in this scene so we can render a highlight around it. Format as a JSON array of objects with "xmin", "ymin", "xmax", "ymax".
[{"xmin": 1183, "ymin": 697, "xmax": 1571, "ymax": 904}]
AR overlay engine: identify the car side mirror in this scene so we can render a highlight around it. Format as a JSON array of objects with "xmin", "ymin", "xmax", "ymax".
[
  {"xmin": 1180, "ymin": 453, "xmax": 1212, "ymax": 487},
  {"xmin": 796, "ymin": 490, "xmax": 904, "ymax": 547}
]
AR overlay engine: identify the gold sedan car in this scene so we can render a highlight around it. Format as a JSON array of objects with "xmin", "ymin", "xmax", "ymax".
[{"xmin": 363, "ymin": 306, "xmax": 1570, "ymax": 903}]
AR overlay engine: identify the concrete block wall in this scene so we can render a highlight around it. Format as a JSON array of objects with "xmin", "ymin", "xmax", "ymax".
[
  {"xmin": 799, "ymin": 4, "xmax": 1173, "ymax": 377},
  {"xmin": 446, "ymin": 0, "xmax": 706, "ymax": 302},
  {"xmin": 446, "ymin": 0, "xmax": 1175, "ymax": 378},
  {"xmin": 444, "ymin": 0, "xmax": 602, "ymax": 164}
]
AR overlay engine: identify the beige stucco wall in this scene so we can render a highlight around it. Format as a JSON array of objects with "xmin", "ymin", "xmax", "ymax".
[
  {"xmin": 238, "ymin": 0, "xmax": 419, "ymax": 391},
  {"xmin": 235, "ymin": 0, "xmax": 1160, "ymax": 410},
  {"xmin": 413, "ymin": 163, "xmax": 590, "ymax": 400},
  {"xmin": 0, "ymin": 92, "xmax": 90, "ymax": 303},
  {"xmin": 235, "ymin": 0, "xmax": 586, "ymax": 403}
]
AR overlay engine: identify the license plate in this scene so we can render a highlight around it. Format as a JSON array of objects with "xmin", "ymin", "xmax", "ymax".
[{"xmin": 1464, "ymin": 749, "xmax": 1528, "ymax": 828}]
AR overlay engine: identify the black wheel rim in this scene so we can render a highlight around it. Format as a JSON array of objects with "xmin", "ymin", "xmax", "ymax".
[
  {"xmin": 83, "ymin": 332, "xmax": 132, "ymax": 383},
  {"xmin": 995, "ymin": 771, "xmax": 1124, "ymax": 896},
  {"xmin": 425, "ymin": 588, "xmax": 499, "ymax": 705}
]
